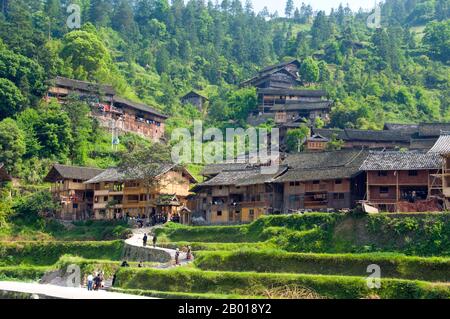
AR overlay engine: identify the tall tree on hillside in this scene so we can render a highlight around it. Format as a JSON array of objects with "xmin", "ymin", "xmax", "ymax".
[
  {"xmin": 285, "ymin": 0, "xmax": 294, "ymax": 18},
  {"xmin": 0, "ymin": 78, "xmax": 25, "ymax": 120},
  {"xmin": 88, "ymin": 0, "xmax": 113, "ymax": 27},
  {"xmin": 0, "ymin": 118, "xmax": 25, "ymax": 175},
  {"xmin": 300, "ymin": 57, "xmax": 319, "ymax": 84},
  {"xmin": 112, "ymin": 0, "xmax": 136, "ymax": 37}
]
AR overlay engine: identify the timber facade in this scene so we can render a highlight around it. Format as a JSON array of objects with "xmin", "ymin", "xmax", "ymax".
[
  {"xmin": 44, "ymin": 164, "xmax": 105, "ymax": 220},
  {"xmin": 192, "ymin": 165, "xmax": 286, "ymax": 224},
  {"xmin": 360, "ymin": 152, "xmax": 443, "ymax": 212},
  {"xmin": 46, "ymin": 77, "xmax": 168, "ymax": 142},
  {"xmin": 242, "ymin": 60, "xmax": 333, "ymax": 128},
  {"xmin": 84, "ymin": 165, "xmax": 196, "ymax": 222}
]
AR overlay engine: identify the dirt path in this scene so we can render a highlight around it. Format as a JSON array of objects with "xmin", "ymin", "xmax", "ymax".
[
  {"xmin": 0, "ymin": 281, "xmax": 153, "ymax": 299},
  {"xmin": 125, "ymin": 226, "xmax": 193, "ymax": 268}
]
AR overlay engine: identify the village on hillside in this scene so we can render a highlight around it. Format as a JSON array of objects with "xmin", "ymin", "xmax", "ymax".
[
  {"xmin": 3, "ymin": 59, "xmax": 447, "ymax": 227},
  {"xmin": 1, "ymin": 0, "xmax": 450, "ymax": 303}
]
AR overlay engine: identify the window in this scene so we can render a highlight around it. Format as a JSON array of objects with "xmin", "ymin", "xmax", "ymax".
[
  {"xmin": 295, "ymin": 181, "xmax": 300, "ymax": 186},
  {"xmin": 333, "ymin": 193, "xmax": 345, "ymax": 200},
  {"xmin": 217, "ymin": 211, "xmax": 222, "ymax": 216},
  {"xmin": 73, "ymin": 203, "xmax": 78, "ymax": 209},
  {"xmin": 378, "ymin": 171, "xmax": 388, "ymax": 177},
  {"xmin": 335, "ymin": 179, "xmax": 343, "ymax": 185},
  {"xmin": 289, "ymin": 182, "xmax": 295, "ymax": 186},
  {"xmin": 380, "ymin": 187, "xmax": 389, "ymax": 194},
  {"xmin": 104, "ymin": 196, "xmax": 108, "ymax": 202},
  {"xmin": 313, "ymin": 180, "xmax": 320, "ymax": 185},
  {"xmin": 408, "ymin": 170, "xmax": 418, "ymax": 176},
  {"xmin": 249, "ymin": 209, "xmax": 255, "ymax": 216}
]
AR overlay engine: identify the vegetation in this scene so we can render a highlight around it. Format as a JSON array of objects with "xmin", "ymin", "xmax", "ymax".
[
  {"xmin": 194, "ymin": 250, "xmax": 450, "ymax": 282},
  {"xmin": 157, "ymin": 213, "xmax": 450, "ymax": 256},
  {"xmin": 114, "ymin": 267, "xmax": 450, "ymax": 299},
  {"xmin": 0, "ymin": 240, "xmax": 124, "ymax": 266}
]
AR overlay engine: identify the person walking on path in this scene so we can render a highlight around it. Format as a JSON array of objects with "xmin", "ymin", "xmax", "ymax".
[
  {"xmin": 87, "ymin": 273, "xmax": 94, "ymax": 291},
  {"xmin": 175, "ymin": 248, "xmax": 180, "ymax": 266},
  {"xmin": 186, "ymin": 246, "xmax": 192, "ymax": 260},
  {"xmin": 152, "ymin": 234, "xmax": 157, "ymax": 248},
  {"xmin": 143, "ymin": 233, "xmax": 148, "ymax": 247}
]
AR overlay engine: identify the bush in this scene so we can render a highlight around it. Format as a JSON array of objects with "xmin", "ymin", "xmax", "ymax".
[
  {"xmin": 114, "ymin": 267, "xmax": 450, "ymax": 299},
  {"xmin": 194, "ymin": 250, "xmax": 450, "ymax": 282},
  {"xmin": 0, "ymin": 241, "xmax": 125, "ymax": 266}
]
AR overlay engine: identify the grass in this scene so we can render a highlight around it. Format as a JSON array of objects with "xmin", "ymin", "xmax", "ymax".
[
  {"xmin": 114, "ymin": 267, "xmax": 450, "ymax": 299},
  {"xmin": 157, "ymin": 213, "xmax": 450, "ymax": 256},
  {"xmin": 0, "ymin": 219, "xmax": 132, "ymax": 242},
  {"xmin": 0, "ymin": 266, "xmax": 50, "ymax": 281},
  {"xmin": 0, "ymin": 240, "xmax": 125, "ymax": 266},
  {"xmin": 194, "ymin": 250, "xmax": 450, "ymax": 282},
  {"xmin": 109, "ymin": 288, "xmax": 260, "ymax": 299}
]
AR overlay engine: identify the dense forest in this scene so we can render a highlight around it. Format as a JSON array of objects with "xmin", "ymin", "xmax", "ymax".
[{"xmin": 0, "ymin": 0, "xmax": 449, "ymax": 180}]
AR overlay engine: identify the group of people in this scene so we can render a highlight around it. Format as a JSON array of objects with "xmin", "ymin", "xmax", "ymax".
[
  {"xmin": 142, "ymin": 233, "xmax": 157, "ymax": 247},
  {"xmin": 174, "ymin": 245, "xmax": 192, "ymax": 265},
  {"xmin": 86, "ymin": 272, "xmax": 104, "ymax": 291}
]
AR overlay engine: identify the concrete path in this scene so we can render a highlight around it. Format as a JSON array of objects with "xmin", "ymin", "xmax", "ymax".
[
  {"xmin": 0, "ymin": 281, "xmax": 153, "ymax": 299},
  {"xmin": 126, "ymin": 227, "xmax": 193, "ymax": 268}
]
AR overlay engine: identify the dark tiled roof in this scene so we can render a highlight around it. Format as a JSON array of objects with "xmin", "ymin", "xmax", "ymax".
[
  {"xmin": 200, "ymin": 163, "xmax": 252, "ymax": 176},
  {"xmin": 199, "ymin": 167, "xmax": 286, "ymax": 187},
  {"xmin": 44, "ymin": 164, "xmax": 105, "ymax": 182},
  {"xmin": 360, "ymin": 151, "xmax": 442, "ymax": 171},
  {"xmin": 258, "ymin": 88, "xmax": 327, "ymax": 97},
  {"xmin": 241, "ymin": 68, "xmax": 300, "ymax": 87},
  {"xmin": 181, "ymin": 90, "xmax": 208, "ymax": 101},
  {"xmin": 0, "ymin": 163, "xmax": 11, "ymax": 181},
  {"xmin": 52, "ymin": 76, "xmax": 115, "ymax": 95},
  {"xmin": 84, "ymin": 164, "xmax": 197, "ymax": 184},
  {"xmin": 418, "ymin": 123, "xmax": 450, "ymax": 137},
  {"xmin": 409, "ymin": 138, "xmax": 437, "ymax": 150},
  {"xmin": 259, "ymin": 59, "xmax": 301, "ymax": 74},
  {"xmin": 270, "ymin": 101, "xmax": 332, "ymax": 112},
  {"xmin": 113, "ymin": 97, "xmax": 168, "ymax": 119},
  {"xmin": 275, "ymin": 150, "xmax": 368, "ymax": 183},
  {"xmin": 314, "ymin": 128, "xmax": 411, "ymax": 142},
  {"xmin": 283, "ymin": 149, "xmax": 369, "ymax": 170},
  {"xmin": 276, "ymin": 166, "xmax": 363, "ymax": 183},
  {"xmin": 383, "ymin": 123, "xmax": 419, "ymax": 135},
  {"xmin": 428, "ymin": 135, "xmax": 450, "ymax": 155}
]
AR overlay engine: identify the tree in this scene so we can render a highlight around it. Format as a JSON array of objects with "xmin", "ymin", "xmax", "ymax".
[
  {"xmin": 286, "ymin": 125, "xmax": 310, "ymax": 153},
  {"xmin": 423, "ymin": 20, "xmax": 450, "ymax": 63},
  {"xmin": 118, "ymin": 143, "xmax": 172, "ymax": 216},
  {"xmin": 300, "ymin": 57, "xmax": 319, "ymax": 84},
  {"xmin": 32, "ymin": 101, "xmax": 73, "ymax": 160},
  {"xmin": 112, "ymin": 0, "xmax": 136, "ymax": 36},
  {"xmin": 326, "ymin": 133, "xmax": 344, "ymax": 151},
  {"xmin": 285, "ymin": 0, "xmax": 294, "ymax": 18},
  {"xmin": 0, "ymin": 118, "xmax": 26, "ymax": 174},
  {"xmin": 63, "ymin": 95, "xmax": 94, "ymax": 165},
  {"xmin": 0, "ymin": 78, "xmax": 25, "ymax": 120},
  {"xmin": 61, "ymin": 29, "xmax": 111, "ymax": 79}
]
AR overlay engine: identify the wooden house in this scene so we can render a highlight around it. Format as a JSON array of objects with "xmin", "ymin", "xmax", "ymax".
[
  {"xmin": 192, "ymin": 164, "xmax": 286, "ymax": 224},
  {"xmin": 240, "ymin": 60, "xmax": 301, "ymax": 89},
  {"xmin": 305, "ymin": 134, "xmax": 329, "ymax": 152},
  {"xmin": 84, "ymin": 165, "xmax": 196, "ymax": 222},
  {"xmin": 313, "ymin": 128, "xmax": 412, "ymax": 150},
  {"xmin": 275, "ymin": 150, "xmax": 368, "ymax": 212},
  {"xmin": 46, "ymin": 77, "xmax": 168, "ymax": 142},
  {"xmin": 428, "ymin": 134, "xmax": 450, "ymax": 210},
  {"xmin": 360, "ymin": 152, "xmax": 443, "ymax": 212},
  {"xmin": 181, "ymin": 91, "xmax": 209, "ymax": 111},
  {"xmin": 44, "ymin": 164, "xmax": 105, "ymax": 220}
]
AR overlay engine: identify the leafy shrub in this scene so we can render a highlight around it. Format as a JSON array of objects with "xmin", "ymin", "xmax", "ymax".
[{"xmin": 114, "ymin": 267, "xmax": 450, "ymax": 299}]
